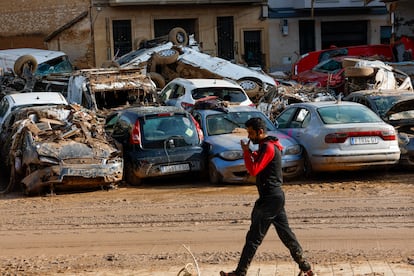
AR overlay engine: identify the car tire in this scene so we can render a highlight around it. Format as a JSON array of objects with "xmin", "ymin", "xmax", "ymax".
[
  {"xmin": 14, "ymin": 55, "xmax": 38, "ymax": 77},
  {"xmin": 208, "ymin": 162, "xmax": 222, "ymax": 184},
  {"xmin": 153, "ymin": 49, "xmax": 179, "ymax": 65},
  {"xmin": 303, "ymin": 150, "xmax": 314, "ymax": 179},
  {"xmin": 168, "ymin": 27, "xmax": 188, "ymax": 46},
  {"xmin": 344, "ymin": 67, "xmax": 375, "ymax": 77},
  {"xmin": 124, "ymin": 161, "xmax": 142, "ymax": 186},
  {"xmin": 101, "ymin": 60, "xmax": 120, "ymax": 68},
  {"xmin": 148, "ymin": 72, "xmax": 166, "ymax": 89}
]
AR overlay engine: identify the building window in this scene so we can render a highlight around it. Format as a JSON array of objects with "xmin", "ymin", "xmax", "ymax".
[{"xmin": 113, "ymin": 20, "xmax": 132, "ymax": 58}]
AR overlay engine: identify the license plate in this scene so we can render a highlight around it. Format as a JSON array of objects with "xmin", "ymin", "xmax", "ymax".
[
  {"xmin": 160, "ymin": 164, "xmax": 190, "ymax": 173},
  {"xmin": 350, "ymin": 136, "xmax": 379, "ymax": 145}
]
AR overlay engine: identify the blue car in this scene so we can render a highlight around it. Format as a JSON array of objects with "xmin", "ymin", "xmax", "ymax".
[{"xmin": 191, "ymin": 105, "xmax": 304, "ymax": 184}]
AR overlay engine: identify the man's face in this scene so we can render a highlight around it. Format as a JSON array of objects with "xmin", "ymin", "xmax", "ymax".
[{"xmin": 247, "ymin": 127, "xmax": 260, "ymax": 144}]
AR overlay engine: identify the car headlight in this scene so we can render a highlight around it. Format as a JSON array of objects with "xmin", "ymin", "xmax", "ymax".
[
  {"xmin": 39, "ymin": 156, "xmax": 60, "ymax": 165},
  {"xmin": 283, "ymin": 144, "xmax": 301, "ymax": 156},
  {"xmin": 218, "ymin": 150, "xmax": 244, "ymax": 161}
]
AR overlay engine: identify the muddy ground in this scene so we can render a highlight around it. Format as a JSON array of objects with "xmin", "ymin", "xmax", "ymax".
[{"xmin": 0, "ymin": 170, "xmax": 413, "ymax": 276}]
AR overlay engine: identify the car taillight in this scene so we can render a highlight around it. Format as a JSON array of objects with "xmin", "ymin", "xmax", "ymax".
[
  {"xmin": 380, "ymin": 130, "xmax": 396, "ymax": 140},
  {"xmin": 190, "ymin": 115, "xmax": 204, "ymax": 141},
  {"xmin": 248, "ymin": 103, "xmax": 256, "ymax": 107},
  {"xmin": 325, "ymin": 133, "xmax": 348, "ymax": 143},
  {"xmin": 129, "ymin": 120, "xmax": 141, "ymax": 145},
  {"xmin": 181, "ymin": 102, "xmax": 194, "ymax": 110},
  {"xmin": 325, "ymin": 130, "xmax": 397, "ymax": 144}
]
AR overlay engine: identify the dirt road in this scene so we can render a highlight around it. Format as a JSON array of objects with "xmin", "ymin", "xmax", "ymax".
[{"xmin": 0, "ymin": 170, "xmax": 413, "ymax": 276}]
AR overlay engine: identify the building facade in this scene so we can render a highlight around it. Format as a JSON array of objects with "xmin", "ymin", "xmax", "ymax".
[{"xmin": 0, "ymin": 0, "xmax": 411, "ymax": 72}]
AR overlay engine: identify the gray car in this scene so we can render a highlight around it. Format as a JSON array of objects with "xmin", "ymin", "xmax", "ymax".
[
  {"xmin": 192, "ymin": 105, "xmax": 304, "ymax": 184},
  {"xmin": 275, "ymin": 101, "xmax": 400, "ymax": 176},
  {"xmin": 344, "ymin": 89, "xmax": 414, "ymax": 169}
]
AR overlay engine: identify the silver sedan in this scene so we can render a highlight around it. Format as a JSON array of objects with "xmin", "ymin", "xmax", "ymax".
[{"xmin": 275, "ymin": 101, "xmax": 401, "ymax": 176}]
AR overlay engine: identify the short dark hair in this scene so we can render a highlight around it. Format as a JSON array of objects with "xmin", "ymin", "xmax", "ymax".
[{"xmin": 245, "ymin": 117, "xmax": 267, "ymax": 133}]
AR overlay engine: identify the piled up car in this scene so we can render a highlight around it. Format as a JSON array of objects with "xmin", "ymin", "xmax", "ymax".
[
  {"xmin": 0, "ymin": 99, "xmax": 123, "ymax": 196},
  {"xmin": 115, "ymin": 29, "xmax": 277, "ymax": 101}
]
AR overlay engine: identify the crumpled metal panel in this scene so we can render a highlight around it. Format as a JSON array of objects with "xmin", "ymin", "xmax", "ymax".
[{"xmin": 6, "ymin": 103, "xmax": 123, "ymax": 195}]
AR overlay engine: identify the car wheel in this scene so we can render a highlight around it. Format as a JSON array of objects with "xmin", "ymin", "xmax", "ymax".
[
  {"xmin": 124, "ymin": 161, "xmax": 142, "ymax": 186},
  {"xmin": 209, "ymin": 162, "xmax": 222, "ymax": 185},
  {"xmin": 148, "ymin": 72, "xmax": 166, "ymax": 89},
  {"xmin": 303, "ymin": 150, "xmax": 314, "ymax": 179},
  {"xmin": 153, "ymin": 49, "xmax": 179, "ymax": 65},
  {"xmin": 168, "ymin": 27, "xmax": 188, "ymax": 46},
  {"xmin": 14, "ymin": 55, "xmax": 38, "ymax": 77},
  {"xmin": 344, "ymin": 67, "xmax": 375, "ymax": 77},
  {"xmin": 238, "ymin": 79, "xmax": 261, "ymax": 98}
]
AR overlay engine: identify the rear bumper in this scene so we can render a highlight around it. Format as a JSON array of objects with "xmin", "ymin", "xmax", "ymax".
[
  {"xmin": 310, "ymin": 152, "xmax": 400, "ymax": 171},
  {"xmin": 21, "ymin": 159, "xmax": 124, "ymax": 194}
]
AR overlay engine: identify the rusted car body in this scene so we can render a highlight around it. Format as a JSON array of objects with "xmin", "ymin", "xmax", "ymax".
[
  {"xmin": 0, "ymin": 103, "xmax": 123, "ymax": 195},
  {"xmin": 66, "ymin": 67, "xmax": 158, "ymax": 114}
]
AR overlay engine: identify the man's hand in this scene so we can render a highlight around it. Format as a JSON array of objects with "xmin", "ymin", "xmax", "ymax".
[{"xmin": 240, "ymin": 139, "xmax": 250, "ymax": 152}]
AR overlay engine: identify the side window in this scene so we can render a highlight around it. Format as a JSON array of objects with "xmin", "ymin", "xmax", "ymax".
[
  {"xmin": 112, "ymin": 115, "xmax": 130, "ymax": 138},
  {"xmin": 291, "ymin": 108, "xmax": 310, "ymax": 128},
  {"xmin": 160, "ymin": 83, "xmax": 175, "ymax": 101},
  {"xmin": 276, "ymin": 107, "xmax": 296, "ymax": 129},
  {"xmin": 170, "ymin": 85, "xmax": 185, "ymax": 99},
  {"xmin": 290, "ymin": 108, "xmax": 309, "ymax": 128},
  {"xmin": 174, "ymin": 85, "xmax": 185, "ymax": 98}
]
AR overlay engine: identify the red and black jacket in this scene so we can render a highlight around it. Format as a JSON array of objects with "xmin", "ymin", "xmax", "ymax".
[{"xmin": 243, "ymin": 136, "xmax": 284, "ymax": 198}]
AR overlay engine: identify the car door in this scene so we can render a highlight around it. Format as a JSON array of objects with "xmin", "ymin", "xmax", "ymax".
[{"xmin": 276, "ymin": 106, "xmax": 312, "ymax": 148}]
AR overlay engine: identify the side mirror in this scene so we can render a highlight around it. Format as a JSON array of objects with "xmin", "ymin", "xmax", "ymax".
[{"xmin": 274, "ymin": 120, "xmax": 279, "ymax": 129}]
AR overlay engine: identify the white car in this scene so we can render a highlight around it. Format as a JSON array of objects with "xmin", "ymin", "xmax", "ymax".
[
  {"xmin": 0, "ymin": 92, "xmax": 68, "ymax": 130},
  {"xmin": 0, "ymin": 48, "xmax": 73, "ymax": 77},
  {"xmin": 158, "ymin": 78, "xmax": 254, "ymax": 110}
]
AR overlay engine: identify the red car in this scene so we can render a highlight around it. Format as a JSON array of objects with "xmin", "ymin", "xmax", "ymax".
[
  {"xmin": 291, "ymin": 56, "xmax": 349, "ymax": 92},
  {"xmin": 292, "ymin": 44, "xmax": 394, "ymax": 75}
]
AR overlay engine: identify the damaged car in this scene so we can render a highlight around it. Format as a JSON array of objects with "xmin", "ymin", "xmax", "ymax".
[
  {"xmin": 66, "ymin": 67, "xmax": 158, "ymax": 115},
  {"xmin": 0, "ymin": 103, "xmax": 123, "ymax": 196},
  {"xmin": 115, "ymin": 30, "xmax": 277, "ymax": 101}
]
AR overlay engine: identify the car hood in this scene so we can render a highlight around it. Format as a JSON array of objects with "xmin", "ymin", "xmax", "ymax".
[{"xmin": 36, "ymin": 140, "xmax": 118, "ymax": 160}]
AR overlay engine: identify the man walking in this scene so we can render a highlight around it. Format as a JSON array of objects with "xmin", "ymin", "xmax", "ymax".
[{"xmin": 220, "ymin": 117, "xmax": 315, "ymax": 276}]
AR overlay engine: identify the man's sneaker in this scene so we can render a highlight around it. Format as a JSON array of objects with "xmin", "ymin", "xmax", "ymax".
[{"xmin": 219, "ymin": 271, "xmax": 238, "ymax": 276}]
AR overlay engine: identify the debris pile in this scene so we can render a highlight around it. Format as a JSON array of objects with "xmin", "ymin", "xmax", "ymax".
[{"xmin": 2, "ymin": 103, "xmax": 123, "ymax": 195}]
